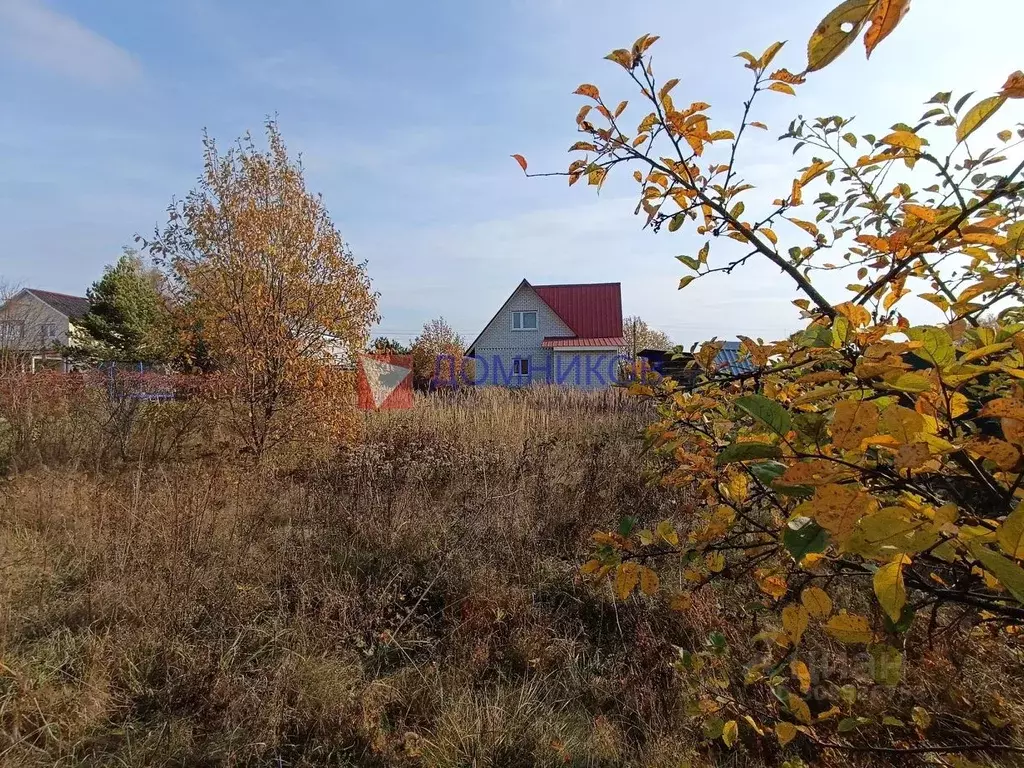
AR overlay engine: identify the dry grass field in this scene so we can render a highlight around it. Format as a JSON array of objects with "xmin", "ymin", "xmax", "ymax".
[{"xmin": 1, "ymin": 381, "xmax": 1022, "ymax": 767}]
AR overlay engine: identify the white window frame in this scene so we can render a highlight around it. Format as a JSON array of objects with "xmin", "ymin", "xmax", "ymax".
[
  {"xmin": 513, "ymin": 357, "xmax": 530, "ymax": 376},
  {"xmin": 511, "ymin": 310, "xmax": 538, "ymax": 331}
]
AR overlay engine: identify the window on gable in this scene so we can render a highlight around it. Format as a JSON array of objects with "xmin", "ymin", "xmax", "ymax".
[
  {"xmin": 1, "ymin": 322, "xmax": 24, "ymax": 341},
  {"xmin": 513, "ymin": 357, "xmax": 530, "ymax": 376},
  {"xmin": 41, "ymin": 323, "xmax": 57, "ymax": 340},
  {"xmin": 512, "ymin": 311, "xmax": 538, "ymax": 331}
]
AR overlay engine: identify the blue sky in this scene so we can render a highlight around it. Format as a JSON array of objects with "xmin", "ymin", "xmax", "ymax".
[{"xmin": 1, "ymin": 0, "xmax": 1022, "ymax": 347}]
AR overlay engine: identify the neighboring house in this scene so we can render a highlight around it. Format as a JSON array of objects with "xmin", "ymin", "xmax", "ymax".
[
  {"xmin": 0, "ymin": 288, "xmax": 90, "ymax": 372},
  {"xmin": 637, "ymin": 341, "xmax": 757, "ymax": 388},
  {"xmin": 466, "ymin": 280, "xmax": 626, "ymax": 389}
]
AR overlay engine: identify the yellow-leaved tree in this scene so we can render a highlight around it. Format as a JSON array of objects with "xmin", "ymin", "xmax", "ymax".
[
  {"xmin": 144, "ymin": 119, "xmax": 379, "ymax": 460},
  {"xmin": 520, "ymin": 1, "xmax": 1024, "ymax": 760}
]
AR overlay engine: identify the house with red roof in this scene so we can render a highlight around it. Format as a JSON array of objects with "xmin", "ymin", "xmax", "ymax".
[{"xmin": 465, "ymin": 280, "xmax": 627, "ymax": 389}]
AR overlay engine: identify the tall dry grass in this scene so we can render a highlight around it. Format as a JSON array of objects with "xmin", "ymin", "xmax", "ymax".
[{"xmin": 0, "ymin": 383, "xmax": 1021, "ymax": 767}]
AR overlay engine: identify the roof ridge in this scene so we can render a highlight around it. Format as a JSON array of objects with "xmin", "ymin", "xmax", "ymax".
[
  {"xmin": 28, "ymin": 288, "xmax": 89, "ymax": 300},
  {"xmin": 532, "ymin": 281, "xmax": 621, "ymax": 288}
]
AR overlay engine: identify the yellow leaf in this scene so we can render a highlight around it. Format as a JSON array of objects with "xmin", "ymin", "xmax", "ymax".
[
  {"xmin": 632, "ymin": 33, "xmax": 659, "ymax": 58},
  {"xmin": 790, "ymin": 659, "xmax": 812, "ymax": 693},
  {"xmin": 776, "ymin": 721, "xmax": 797, "ymax": 746},
  {"xmin": 656, "ymin": 519, "xmax": 679, "ymax": 546},
  {"xmin": 670, "ymin": 592, "xmax": 693, "ymax": 611},
  {"xmin": 880, "ymin": 130, "xmax": 922, "ymax": 152},
  {"xmin": 873, "ymin": 555, "xmax": 909, "ymax": 622},
  {"xmin": 782, "ymin": 605, "xmax": 809, "ymax": 645},
  {"xmin": 957, "ymin": 95, "xmax": 1008, "ymax": 143},
  {"xmin": 767, "ymin": 81, "xmax": 796, "ymax": 96},
  {"xmin": 639, "ymin": 565, "xmax": 660, "ymax": 596},
  {"xmin": 743, "ymin": 714, "xmax": 764, "ymax": 736},
  {"xmin": 791, "ymin": 178, "xmax": 803, "ymax": 206},
  {"xmin": 580, "ymin": 559, "xmax": 602, "ymax": 576},
  {"xmin": 903, "ymin": 203, "xmax": 938, "ymax": 222},
  {"xmin": 574, "ymin": 83, "xmax": 601, "ymax": 100},
  {"xmin": 879, "ymin": 404, "xmax": 926, "ymax": 444},
  {"xmin": 831, "ymin": 399, "xmax": 880, "ymax": 451},
  {"xmin": 801, "ymin": 586, "xmax": 833, "ymax": 619},
  {"xmin": 707, "ymin": 552, "xmax": 726, "ymax": 573},
  {"xmin": 864, "ymin": 0, "xmax": 911, "ymax": 59},
  {"xmin": 604, "ymin": 49, "xmax": 633, "ymax": 70},
  {"xmin": 615, "ymin": 562, "xmax": 639, "ymax": 600},
  {"xmin": 722, "ymin": 719, "xmax": 739, "ymax": 748},
  {"xmin": 806, "ymin": 0, "xmax": 873, "ymax": 72},
  {"xmin": 961, "ymin": 231, "xmax": 1007, "ymax": 247},
  {"xmin": 762, "ymin": 227, "xmax": 778, "ymax": 245},
  {"xmin": 800, "ymin": 160, "xmax": 833, "ymax": 186},
  {"xmin": 757, "ymin": 40, "xmax": 786, "ymax": 70},
  {"xmin": 735, "ymin": 51, "xmax": 758, "ymax": 70},
  {"xmin": 997, "ymin": 507, "xmax": 1024, "ymax": 559},
  {"xmin": 726, "ymin": 472, "xmax": 749, "ymax": 502},
  {"xmin": 824, "ymin": 612, "xmax": 874, "ymax": 644},
  {"xmin": 788, "ymin": 693, "xmax": 812, "ymax": 724},
  {"xmin": 787, "ymin": 218, "xmax": 820, "ymax": 238}
]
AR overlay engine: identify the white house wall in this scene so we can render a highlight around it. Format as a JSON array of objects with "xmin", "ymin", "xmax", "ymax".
[
  {"xmin": 469, "ymin": 283, "xmax": 574, "ymax": 387},
  {"xmin": 468, "ymin": 283, "xmax": 626, "ymax": 389}
]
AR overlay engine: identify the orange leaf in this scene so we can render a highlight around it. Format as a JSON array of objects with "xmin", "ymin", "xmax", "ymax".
[
  {"xmin": 831, "ymin": 399, "xmax": 880, "ymax": 451},
  {"xmin": 750, "ymin": 121, "xmax": 768, "ymax": 130},
  {"xmin": 511, "ymin": 154, "xmax": 528, "ymax": 173},
  {"xmin": 1001, "ymin": 70, "xmax": 1024, "ymax": 99},
  {"xmin": 769, "ymin": 68, "xmax": 807, "ymax": 84},
  {"xmin": 574, "ymin": 84, "xmax": 600, "ymax": 100},
  {"xmin": 864, "ymin": 0, "xmax": 911, "ymax": 58}
]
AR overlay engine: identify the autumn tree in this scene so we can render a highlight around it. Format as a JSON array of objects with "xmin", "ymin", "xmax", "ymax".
[
  {"xmin": 411, "ymin": 316, "xmax": 468, "ymax": 389},
  {"xmin": 623, "ymin": 315, "xmax": 673, "ymax": 356},
  {"xmin": 522, "ymin": 1, "xmax": 1024, "ymax": 760},
  {"xmin": 76, "ymin": 249, "xmax": 173, "ymax": 364},
  {"xmin": 144, "ymin": 119, "xmax": 378, "ymax": 459},
  {"xmin": 369, "ymin": 336, "xmax": 411, "ymax": 355}
]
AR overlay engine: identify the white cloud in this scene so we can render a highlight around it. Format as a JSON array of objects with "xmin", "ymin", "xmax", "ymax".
[{"xmin": 0, "ymin": 0, "xmax": 141, "ymax": 86}]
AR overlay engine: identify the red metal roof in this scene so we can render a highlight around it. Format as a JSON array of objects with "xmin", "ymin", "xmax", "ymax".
[
  {"xmin": 532, "ymin": 282, "xmax": 622, "ymax": 338},
  {"xmin": 542, "ymin": 336, "xmax": 625, "ymax": 348}
]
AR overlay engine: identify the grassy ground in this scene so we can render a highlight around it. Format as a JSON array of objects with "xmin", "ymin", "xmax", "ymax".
[{"xmin": 1, "ymin": 386, "xmax": 1022, "ymax": 766}]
